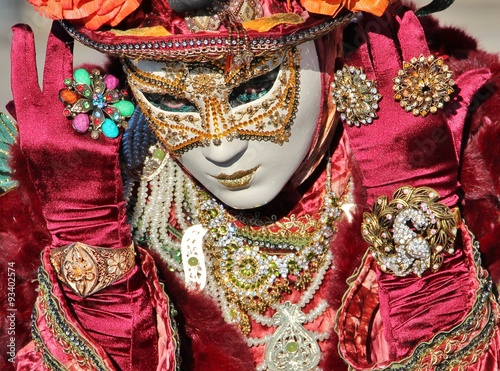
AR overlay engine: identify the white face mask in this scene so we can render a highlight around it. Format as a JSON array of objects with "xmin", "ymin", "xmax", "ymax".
[{"xmin": 127, "ymin": 41, "xmax": 322, "ymax": 209}]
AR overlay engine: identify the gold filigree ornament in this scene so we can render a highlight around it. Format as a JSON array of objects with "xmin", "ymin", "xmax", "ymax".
[
  {"xmin": 264, "ymin": 302, "xmax": 321, "ymax": 371},
  {"xmin": 50, "ymin": 242, "xmax": 136, "ymax": 297},
  {"xmin": 330, "ymin": 65, "xmax": 381, "ymax": 127},
  {"xmin": 393, "ymin": 54, "xmax": 455, "ymax": 117},
  {"xmin": 361, "ymin": 186, "xmax": 458, "ymax": 277},
  {"xmin": 124, "ymin": 47, "xmax": 301, "ymax": 154}
]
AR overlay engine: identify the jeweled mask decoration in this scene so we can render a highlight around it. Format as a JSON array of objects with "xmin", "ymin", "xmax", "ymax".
[
  {"xmin": 124, "ymin": 41, "xmax": 321, "ymax": 209},
  {"xmin": 124, "ymin": 47, "xmax": 301, "ymax": 154}
]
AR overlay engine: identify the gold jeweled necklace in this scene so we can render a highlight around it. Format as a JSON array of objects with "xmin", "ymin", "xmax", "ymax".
[
  {"xmin": 129, "ymin": 146, "xmax": 348, "ymax": 370},
  {"xmin": 197, "ymin": 177, "xmax": 343, "ymax": 335}
]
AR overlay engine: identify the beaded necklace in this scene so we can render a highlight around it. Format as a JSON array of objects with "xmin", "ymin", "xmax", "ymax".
[
  {"xmin": 195, "ymin": 168, "xmax": 343, "ymax": 335},
  {"xmin": 127, "ymin": 143, "xmax": 348, "ymax": 370}
]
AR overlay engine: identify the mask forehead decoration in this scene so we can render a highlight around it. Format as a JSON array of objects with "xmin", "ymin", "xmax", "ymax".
[{"xmin": 125, "ymin": 47, "xmax": 301, "ymax": 154}]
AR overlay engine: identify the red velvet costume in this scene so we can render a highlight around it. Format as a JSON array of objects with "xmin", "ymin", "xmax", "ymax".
[{"xmin": 1, "ymin": 1, "xmax": 500, "ymax": 371}]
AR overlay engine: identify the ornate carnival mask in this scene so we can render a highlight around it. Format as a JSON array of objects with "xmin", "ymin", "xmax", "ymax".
[
  {"xmin": 124, "ymin": 46, "xmax": 301, "ymax": 154},
  {"xmin": 126, "ymin": 41, "xmax": 322, "ymax": 209}
]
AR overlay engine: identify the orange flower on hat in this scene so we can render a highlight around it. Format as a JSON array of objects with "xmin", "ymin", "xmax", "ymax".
[
  {"xmin": 27, "ymin": 0, "xmax": 142, "ymax": 30},
  {"xmin": 301, "ymin": 0, "xmax": 390, "ymax": 17}
]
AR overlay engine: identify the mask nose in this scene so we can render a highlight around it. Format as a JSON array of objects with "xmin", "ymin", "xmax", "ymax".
[{"xmin": 201, "ymin": 138, "xmax": 248, "ymax": 165}]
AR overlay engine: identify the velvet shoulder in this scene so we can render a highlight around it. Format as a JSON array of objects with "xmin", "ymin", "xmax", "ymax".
[
  {"xmin": 460, "ymin": 60, "xmax": 500, "ymax": 283},
  {"xmin": 0, "ymin": 142, "xmax": 50, "ymax": 370}
]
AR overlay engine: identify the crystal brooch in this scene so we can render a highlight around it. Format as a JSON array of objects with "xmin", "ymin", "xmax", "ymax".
[
  {"xmin": 393, "ymin": 55, "xmax": 455, "ymax": 117},
  {"xmin": 330, "ymin": 65, "xmax": 381, "ymax": 127}
]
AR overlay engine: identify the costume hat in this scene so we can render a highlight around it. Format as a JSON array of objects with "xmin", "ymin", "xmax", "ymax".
[{"xmin": 28, "ymin": 0, "xmax": 390, "ymax": 61}]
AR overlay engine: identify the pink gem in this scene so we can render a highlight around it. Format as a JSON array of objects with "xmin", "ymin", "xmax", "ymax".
[
  {"xmin": 104, "ymin": 74, "xmax": 119, "ymax": 90},
  {"xmin": 73, "ymin": 113, "xmax": 90, "ymax": 133}
]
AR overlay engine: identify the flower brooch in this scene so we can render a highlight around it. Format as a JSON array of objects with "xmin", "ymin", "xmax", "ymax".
[
  {"xmin": 361, "ymin": 186, "xmax": 458, "ymax": 277},
  {"xmin": 59, "ymin": 68, "xmax": 135, "ymax": 139},
  {"xmin": 330, "ymin": 65, "xmax": 381, "ymax": 127},
  {"xmin": 331, "ymin": 55, "xmax": 455, "ymax": 126},
  {"xmin": 393, "ymin": 55, "xmax": 455, "ymax": 117}
]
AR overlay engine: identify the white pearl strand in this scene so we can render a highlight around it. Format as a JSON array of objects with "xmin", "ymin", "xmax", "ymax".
[
  {"xmin": 130, "ymin": 153, "xmax": 200, "ymax": 272},
  {"xmin": 129, "ymin": 148, "xmax": 342, "ymax": 369},
  {"xmin": 247, "ymin": 250, "xmax": 333, "ymax": 347}
]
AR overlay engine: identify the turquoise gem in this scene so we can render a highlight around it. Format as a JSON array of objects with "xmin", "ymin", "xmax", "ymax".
[
  {"xmin": 74, "ymin": 69, "xmax": 91, "ymax": 86},
  {"xmin": 102, "ymin": 118, "xmax": 119, "ymax": 138},
  {"xmin": 112, "ymin": 100, "xmax": 135, "ymax": 117},
  {"xmin": 92, "ymin": 94, "xmax": 105, "ymax": 109}
]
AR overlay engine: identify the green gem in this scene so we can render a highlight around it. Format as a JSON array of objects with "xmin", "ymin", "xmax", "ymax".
[
  {"xmin": 209, "ymin": 209, "xmax": 218, "ymax": 217},
  {"xmin": 64, "ymin": 78, "xmax": 72, "ymax": 86},
  {"xmin": 112, "ymin": 100, "xmax": 135, "ymax": 117},
  {"xmin": 152, "ymin": 148, "xmax": 165, "ymax": 161},
  {"xmin": 286, "ymin": 341, "xmax": 298, "ymax": 353},
  {"xmin": 73, "ymin": 68, "xmax": 91, "ymax": 86},
  {"xmin": 230, "ymin": 309, "xmax": 238, "ymax": 319},
  {"xmin": 102, "ymin": 118, "xmax": 119, "ymax": 139},
  {"xmin": 188, "ymin": 257, "xmax": 199, "ymax": 267}
]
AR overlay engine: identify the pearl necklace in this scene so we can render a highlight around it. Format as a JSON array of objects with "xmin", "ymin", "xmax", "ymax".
[
  {"xmin": 196, "ymin": 178, "xmax": 342, "ymax": 335},
  {"xmin": 129, "ymin": 144, "xmax": 347, "ymax": 371}
]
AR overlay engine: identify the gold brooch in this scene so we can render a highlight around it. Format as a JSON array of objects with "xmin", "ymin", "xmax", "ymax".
[
  {"xmin": 330, "ymin": 65, "xmax": 381, "ymax": 127},
  {"xmin": 393, "ymin": 55, "xmax": 455, "ymax": 117},
  {"xmin": 361, "ymin": 186, "xmax": 458, "ymax": 277}
]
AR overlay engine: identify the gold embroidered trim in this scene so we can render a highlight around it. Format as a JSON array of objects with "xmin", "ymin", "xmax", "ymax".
[
  {"xmin": 33, "ymin": 263, "xmax": 112, "ymax": 370},
  {"xmin": 50, "ymin": 242, "xmax": 135, "ymax": 297},
  {"xmin": 336, "ymin": 224, "xmax": 499, "ymax": 371}
]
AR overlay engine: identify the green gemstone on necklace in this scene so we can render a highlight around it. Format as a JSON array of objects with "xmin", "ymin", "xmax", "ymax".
[
  {"xmin": 188, "ymin": 257, "xmax": 199, "ymax": 266},
  {"xmin": 286, "ymin": 341, "xmax": 298, "ymax": 353},
  {"xmin": 152, "ymin": 148, "xmax": 165, "ymax": 160}
]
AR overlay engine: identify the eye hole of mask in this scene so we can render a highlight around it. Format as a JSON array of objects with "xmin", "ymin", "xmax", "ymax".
[
  {"xmin": 229, "ymin": 66, "xmax": 280, "ymax": 108},
  {"xmin": 143, "ymin": 93, "xmax": 199, "ymax": 113}
]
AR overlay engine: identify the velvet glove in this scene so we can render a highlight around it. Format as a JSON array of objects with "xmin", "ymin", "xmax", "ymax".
[
  {"xmin": 339, "ymin": 6, "xmax": 493, "ymax": 366},
  {"xmin": 11, "ymin": 22, "xmax": 131, "ymax": 248},
  {"xmin": 11, "ymin": 22, "xmax": 160, "ymax": 370}
]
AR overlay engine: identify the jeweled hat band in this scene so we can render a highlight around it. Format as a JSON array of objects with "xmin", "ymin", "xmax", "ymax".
[
  {"xmin": 30, "ymin": 0, "xmax": 455, "ymax": 62},
  {"xmin": 61, "ymin": 13, "xmax": 353, "ymax": 62},
  {"xmin": 31, "ymin": 0, "xmax": 381, "ymax": 63}
]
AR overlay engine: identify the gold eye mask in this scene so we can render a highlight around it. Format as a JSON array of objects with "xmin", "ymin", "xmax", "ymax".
[{"xmin": 124, "ymin": 47, "xmax": 301, "ymax": 154}]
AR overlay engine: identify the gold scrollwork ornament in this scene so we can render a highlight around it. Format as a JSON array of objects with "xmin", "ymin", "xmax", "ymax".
[{"xmin": 361, "ymin": 186, "xmax": 458, "ymax": 277}]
